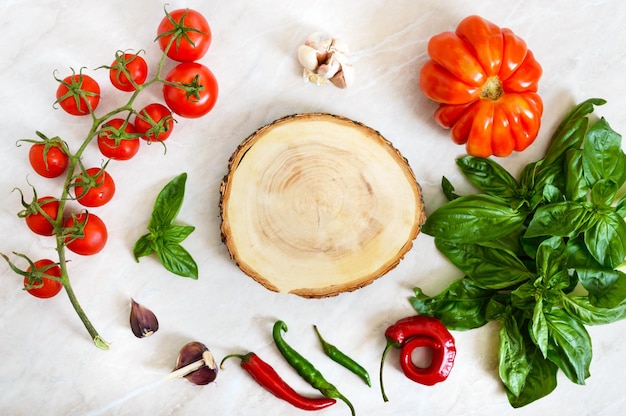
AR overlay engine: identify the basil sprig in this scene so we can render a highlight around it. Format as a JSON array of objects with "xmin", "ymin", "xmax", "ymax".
[
  {"xmin": 133, "ymin": 172, "xmax": 198, "ymax": 279},
  {"xmin": 413, "ymin": 98, "xmax": 626, "ymax": 407}
]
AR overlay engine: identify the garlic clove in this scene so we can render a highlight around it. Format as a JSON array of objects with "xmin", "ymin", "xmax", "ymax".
[
  {"xmin": 129, "ymin": 298, "xmax": 159, "ymax": 338},
  {"xmin": 304, "ymin": 32, "xmax": 333, "ymax": 52},
  {"xmin": 330, "ymin": 38, "xmax": 350, "ymax": 55},
  {"xmin": 330, "ymin": 65, "xmax": 355, "ymax": 89},
  {"xmin": 297, "ymin": 45, "xmax": 320, "ymax": 71},
  {"xmin": 173, "ymin": 341, "xmax": 218, "ymax": 385},
  {"xmin": 317, "ymin": 55, "xmax": 341, "ymax": 79}
]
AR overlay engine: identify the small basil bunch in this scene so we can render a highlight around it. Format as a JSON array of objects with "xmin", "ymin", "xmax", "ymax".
[
  {"xmin": 134, "ymin": 172, "xmax": 198, "ymax": 279},
  {"xmin": 413, "ymin": 98, "xmax": 626, "ymax": 407}
]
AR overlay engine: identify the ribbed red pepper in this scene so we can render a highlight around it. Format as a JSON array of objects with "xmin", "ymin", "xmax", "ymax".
[{"xmin": 379, "ymin": 315, "xmax": 456, "ymax": 401}]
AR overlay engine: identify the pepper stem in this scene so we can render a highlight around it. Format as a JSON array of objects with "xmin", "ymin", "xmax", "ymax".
[{"xmin": 379, "ymin": 341, "xmax": 396, "ymax": 402}]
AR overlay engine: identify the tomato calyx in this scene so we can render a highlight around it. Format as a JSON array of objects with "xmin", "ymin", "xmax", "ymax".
[
  {"xmin": 480, "ymin": 76, "xmax": 503, "ymax": 101},
  {"xmin": 15, "ymin": 184, "xmax": 59, "ymax": 223},
  {"xmin": 0, "ymin": 252, "xmax": 64, "ymax": 291},
  {"xmin": 18, "ymin": 131, "xmax": 70, "ymax": 169},
  {"xmin": 62, "ymin": 210, "xmax": 90, "ymax": 245},
  {"xmin": 53, "ymin": 67, "xmax": 101, "ymax": 115},
  {"xmin": 97, "ymin": 118, "xmax": 141, "ymax": 147},
  {"xmin": 100, "ymin": 50, "xmax": 149, "ymax": 92},
  {"xmin": 167, "ymin": 74, "xmax": 206, "ymax": 103},
  {"xmin": 134, "ymin": 104, "xmax": 176, "ymax": 144},
  {"xmin": 70, "ymin": 163, "xmax": 109, "ymax": 200},
  {"xmin": 156, "ymin": 7, "xmax": 207, "ymax": 56}
]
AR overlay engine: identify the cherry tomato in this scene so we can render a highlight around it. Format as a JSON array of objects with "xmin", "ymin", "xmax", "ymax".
[
  {"xmin": 157, "ymin": 8, "xmax": 211, "ymax": 62},
  {"xmin": 163, "ymin": 62, "xmax": 218, "ymax": 118},
  {"xmin": 134, "ymin": 103, "xmax": 175, "ymax": 142},
  {"xmin": 25, "ymin": 197, "xmax": 60, "ymax": 236},
  {"xmin": 25, "ymin": 259, "xmax": 63, "ymax": 298},
  {"xmin": 74, "ymin": 167, "xmax": 116, "ymax": 207},
  {"xmin": 97, "ymin": 118, "xmax": 140, "ymax": 160},
  {"xmin": 64, "ymin": 212, "xmax": 108, "ymax": 256},
  {"xmin": 29, "ymin": 142, "xmax": 69, "ymax": 178},
  {"xmin": 109, "ymin": 53, "xmax": 149, "ymax": 92},
  {"xmin": 55, "ymin": 71, "xmax": 101, "ymax": 116}
]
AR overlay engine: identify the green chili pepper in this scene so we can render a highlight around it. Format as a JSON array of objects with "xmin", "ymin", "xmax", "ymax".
[
  {"xmin": 272, "ymin": 320, "xmax": 356, "ymax": 416},
  {"xmin": 313, "ymin": 325, "xmax": 371, "ymax": 387}
]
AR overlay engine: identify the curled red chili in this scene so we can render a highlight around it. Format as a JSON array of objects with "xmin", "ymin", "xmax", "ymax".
[
  {"xmin": 379, "ymin": 315, "xmax": 456, "ymax": 401},
  {"xmin": 220, "ymin": 352, "xmax": 337, "ymax": 411}
]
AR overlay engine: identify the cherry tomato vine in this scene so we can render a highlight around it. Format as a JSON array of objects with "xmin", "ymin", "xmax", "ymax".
[{"xmin": 2, "ymin": 7, "xmax": 217, "ymax": 350}]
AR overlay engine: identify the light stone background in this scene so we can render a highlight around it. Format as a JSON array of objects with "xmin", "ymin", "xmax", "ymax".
[{"xmin": 0, "ymin": 0, "xmax": 625, "ymax": 415}]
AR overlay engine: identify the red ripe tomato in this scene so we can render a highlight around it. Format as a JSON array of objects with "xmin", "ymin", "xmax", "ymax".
[
  {"xmin": 163, "ymin": 62, "xmax": 218, "ymax": 118},
  {"xmin": 109, "ymin": 53, "xmax": 149, "ymax": 92},
  {"xmin": 64, "ymin": 212, "xmax": 108, "ymax": 255},
  {"xmin": 97, "ymin": 118, "xmax": 140, "ymax": 160},
  {"xmin": 25, "ymin": 259, "xmax": 63, "ymax": 298},
  {"xmin": 419, "ymin": 15, "xmax": 543, "ymax": 157},
  {"xmin": 134, "ymin": 103, "xmax": 175, "ymax": 142},
  {"xmin": 157, "ymin": 8, "xmax": 211, "ymax": 62},
  {"xmin": 25, "ymin": 197, "xmax": 60, "ymax": 236},
  {"xmin": 29, "ymin": 142, "xmax": 69, "ymax": 178},
  {"xmin": 55, "ymin": 71, "xmax": 101, "ymax": 116},
  {"xmin": 74, "ymin": 168, "xmax": 116, "ymax": 207}
]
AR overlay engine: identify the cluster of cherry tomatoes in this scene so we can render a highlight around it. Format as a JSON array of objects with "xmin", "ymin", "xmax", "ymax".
[{"xmin": 19, "ymin": 8, "xmax": 217, "ymax": 299}]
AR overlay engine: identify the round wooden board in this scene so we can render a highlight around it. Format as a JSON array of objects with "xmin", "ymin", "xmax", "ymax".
[{"xmin": 219, "ymin": 113, "xmax": 425, "ymax": 297}]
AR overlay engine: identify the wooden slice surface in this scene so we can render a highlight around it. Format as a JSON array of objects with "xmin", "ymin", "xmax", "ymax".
[{"xmin": 219, "ymin": 113, "xmax": 425, "ymax": 297}]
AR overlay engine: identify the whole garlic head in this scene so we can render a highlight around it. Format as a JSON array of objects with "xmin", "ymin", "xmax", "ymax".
[{"xmin": 297, "ymin": 32, "xmax": 354, "ymax": 89}]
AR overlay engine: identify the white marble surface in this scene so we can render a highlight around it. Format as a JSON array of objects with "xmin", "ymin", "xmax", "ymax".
[{"xmin": 1, "ymin": 0, "xmax": 626, "ymax": 415}]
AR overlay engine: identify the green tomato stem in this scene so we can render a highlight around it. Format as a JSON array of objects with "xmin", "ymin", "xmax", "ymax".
[{"xmin": 42, "ymin": 30, "xmax": 175, "ymax": 349}]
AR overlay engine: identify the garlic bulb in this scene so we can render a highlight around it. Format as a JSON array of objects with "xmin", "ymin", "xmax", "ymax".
[{"xmin": 297, "ymin": 32, "xmax": 354, "ymax": 89}]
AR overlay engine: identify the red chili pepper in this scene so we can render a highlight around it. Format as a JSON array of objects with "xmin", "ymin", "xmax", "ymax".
[
  {"xmin": 379, "ymin": 315, "xmax": 456, "ymax": 401},
  {"xmin": 220, "ymin": 352, "xmax": 337, "ymax": 411}
]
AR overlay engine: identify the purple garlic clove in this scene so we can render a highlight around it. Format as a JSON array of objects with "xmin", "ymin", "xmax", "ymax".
[
  {"xmin": 129, "ymin": 298, "xmax": 159, "ymax": 338},
  {"xmin": 173, "ymin": 341, "xmax": 218, "ymax": 385}
]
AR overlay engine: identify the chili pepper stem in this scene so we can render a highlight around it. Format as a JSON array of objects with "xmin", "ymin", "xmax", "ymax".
[{"xmin": 379, "ymin": 342, "xmax": 395, "ymax": 402}]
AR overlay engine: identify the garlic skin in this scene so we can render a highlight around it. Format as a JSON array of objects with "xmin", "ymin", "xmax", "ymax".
[
  {"xmin": 173, "ymin": 341, "xmax": 218, "ymax": 385},
  {"xmin": 129, "ymin": 298, "xmax": 159, "ymax": 338},
  {"xmin": 297, "ymin": 32, "xmax": 354, "ymax": 89}
]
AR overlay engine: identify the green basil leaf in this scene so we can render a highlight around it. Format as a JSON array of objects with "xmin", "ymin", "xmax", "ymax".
[
  {"xmin": 410, "ymin": 278, "xmax": 493, "ymax": 330},
  {"xmin": 498, "ymin": 314, "xmax": 529, "ymax": 398},
  {"xmin": 543, "ymin": 117, "xmax": 589, "ymax": 167},
  {"xmin": 531, "ymin": 299, "xmax": 549, "ymax": 357},
  {"xmin": 133, "ymin": 234, "xmax": 155, "ymax": 261},
  {"xmin": 590, "ymin": 179, "xmax": 617, "ymax": 208},
  {"xmin": 578, "ymin": 269, "xmax": 626, "ymax": 308},
  {"xmin": 561, "ymin": 295, "xmax": 626, "ymax": 325},
  {"xmin": 615, "ymin": 194, "xmax": 626, "ymax": 218},
  {"xmin": 505, "ymin": 341, "xmax": 558, "ymax": 408},
  {"xmin": 456, "ymin": 156, "xmax": 518, "ymax": 198},
  {"xmin": 441, "ymin": 176, "xmax": 460, "ymax": 201},
  {"xmin": 422, "ymin": 194, "xmax": 526, "ymax": 243},
  {"xmin": 160, "ymin": 224, "xmax": 195, "ymax": 244},
  {"xmin": 583, "ymin": 118, "xmax": 626, "ymax": 189},
  {"xmin": 155, "ymin": 241, "xmax": 199, "ymax": 279},
  {"xmin": 545, "ymin": 308, "xmax": 591, "ymax": 385},
  {"xmin": 525, "ymin": 201, "xmax": 594, "ymax": 239},
  {"xmin": 149, "ymin": 172, "xmax": 188, "ymax": 229},
  {"xmin": 435, "ymin": 239, "xmax": 533, "ymax": 289},
  {"xmin": 544, "ymin": 98, "xmax": 605, "ymax": 164},
  {"xmin": 564, "ymin": 149, "xmax": 588, "ymax": 202},
  {"xmin": 536, "ymin": 236, "xmax": 570, "ymax": 290},
  {"xmin": 584, "ymin": 210, "xmax": 626, "ymax": 268},
  {"xmin": 510, "ymin": 281, "xmax": 538, "ymax": 318}
]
